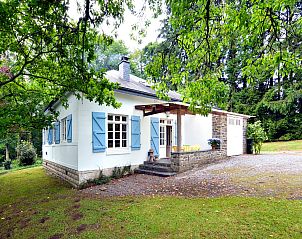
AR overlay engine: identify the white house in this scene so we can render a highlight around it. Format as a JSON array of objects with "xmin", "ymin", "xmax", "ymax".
[{"xmin": 43, "ymin": 57, "xmax": 251, "ymax": 187}]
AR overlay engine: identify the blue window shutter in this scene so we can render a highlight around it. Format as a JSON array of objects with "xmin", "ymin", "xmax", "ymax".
[
  {"xmin": 150, "ymin": 117, "xmax": 159, "ymax": 156},
  {"xmin": 174, "ymin": 120, "xmax": 177, "ymax": 146},
  {"xmin": 55, "ymin": 122, "xmax": 60, "ymax": 144},
  {"xmin": 67, "ymin": 114, "xmax": 72, "ymax": 143},
  {"xmin": 92, "ymin": 112, "xmax": 106, "ymax": 152},
  {"xmin": 48, "ymin": 127, "xmax": 53, "ymax": 144},
  {"xmin": 131, "ymin": 115, "xmax": 141, "ymax": 150}
]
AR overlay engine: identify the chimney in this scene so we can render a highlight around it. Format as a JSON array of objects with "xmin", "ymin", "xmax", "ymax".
[{"xmin": 119, "ymin": 56, "xmax": 130, "ymax": 81}]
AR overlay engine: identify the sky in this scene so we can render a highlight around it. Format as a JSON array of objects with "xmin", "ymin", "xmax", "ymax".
[{"xmin": 68, "ymin": 0, "xmax": 165, "ymax": 51}]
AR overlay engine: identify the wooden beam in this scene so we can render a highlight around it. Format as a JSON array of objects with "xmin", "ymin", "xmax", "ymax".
[{"xmin": 177, "ymin": 109, "xmax": 182, "ymax": 152}]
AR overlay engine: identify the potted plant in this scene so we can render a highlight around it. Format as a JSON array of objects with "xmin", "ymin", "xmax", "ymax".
[{"xmin": 208, "ymin": 138, "xmax": 221, "ymax": 151}]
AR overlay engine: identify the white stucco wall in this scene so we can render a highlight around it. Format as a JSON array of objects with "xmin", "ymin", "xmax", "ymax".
[
  {"xmin": 77, "ymin": 92, "xmax": 174, "ymax": 172},
  {"xmin": 42, "ymin": 91, "xmax": 215, "ymax": 173},
  {"xmin": 182, "ymin": 114, "xmax": 212, "ymax": 151},
  {"xmin": 42, "ymin": 94, "xmax": 79, "ymax": 170}
]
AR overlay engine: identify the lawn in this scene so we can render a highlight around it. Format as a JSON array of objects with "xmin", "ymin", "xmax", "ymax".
[
  {"xmin": 262, "ymin": 140, "xmax": 302, "ymax": 152},
  {"xmin": 1, "ymin": 167, "xmax": 302, "ymax": 238}
]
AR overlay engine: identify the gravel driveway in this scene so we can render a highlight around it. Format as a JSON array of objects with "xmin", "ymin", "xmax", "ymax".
[{"xmin": 82, "ymin": 152, "xmax": 302, "ymax": 199}]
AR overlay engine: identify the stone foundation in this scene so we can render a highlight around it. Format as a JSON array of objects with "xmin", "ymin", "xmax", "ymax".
[
  {"xmin": 43, "ymin": 160, "xmax": 79, "ymax": 188},
  {"xmin": 43, "ymin": 160, "xmax": 139, "ymax": 188},
  {"xmin": 171, "ymin": 150, "xmax": 227, "ymax": 172}
]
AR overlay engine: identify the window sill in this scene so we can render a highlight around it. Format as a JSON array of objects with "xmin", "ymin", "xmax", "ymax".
[{"xmin": 106, "ymin": 148, "xmax": 131, "ymax": 155}]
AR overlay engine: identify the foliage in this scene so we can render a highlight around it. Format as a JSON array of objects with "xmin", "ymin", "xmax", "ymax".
[
  {"xmin": 3, "ymin": 160, "xmax": 11, "ymax": 170},
  {"xmin": 247, "ymin": 121, "xmax": 268, "ymax": 154},
  {"xmin": 146, "ymin": 0, "xmax": 302, "ymax": 138},
  {"xmin": 0, "ymin": 0, "xmax": 134, "ymax": 134},
  {"xmin": 207, "ymin": 138, "xmax": 221, "ymax": 148},
  {"xmin": 16, "ymin": 141, "xmax": 37, "ymax": 166}
]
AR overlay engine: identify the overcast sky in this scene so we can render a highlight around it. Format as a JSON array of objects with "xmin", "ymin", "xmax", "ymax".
[{"xmin": 69, "ymin": 0, "xmax": 165, "ymax": 51}]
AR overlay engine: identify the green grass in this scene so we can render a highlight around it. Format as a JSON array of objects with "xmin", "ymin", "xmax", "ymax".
[
  {"xmin": 0, "ymin": 158, "xmax": 42, "ymax": 175},
  {"xmin": 1, "ymin": 167, "xmax": 302, "ymax": 238},
  {"xmin": 262, "ymin": 140, "xmax": 302, "ymax": 152}
]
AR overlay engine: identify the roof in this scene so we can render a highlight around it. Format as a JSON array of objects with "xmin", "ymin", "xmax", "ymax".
[
  {"xmin": 135, "ymin": 102, "xmax": 253, "ymax": 118},
  {"xmin": 105, "ymin": 70, "xmax": 181, "ymax": 101}
]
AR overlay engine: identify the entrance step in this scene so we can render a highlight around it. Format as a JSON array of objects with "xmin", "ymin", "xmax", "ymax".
[
  {"xmin": 135, "ymin": 159, "xmax": 176, "ymax": 177},
  {"xmin": 134, "ymin": 168, "xmax": 177, "ymax": 177}
]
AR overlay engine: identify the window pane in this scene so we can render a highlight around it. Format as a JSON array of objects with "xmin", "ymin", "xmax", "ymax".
[
  {"xmin": 122, "ymin": 140, "xmax": 127, "ymax": 147},
  {"xmin": 115, "ymin": 124, "xmax": 120, "ymax": 131},
  {"xmin": 108, "ymin": 140, "xmax": 113, "ymax": 148},
  {"xmin": 122, "ymin": 132, "xmax": 127, "ymax": 139},
  {"xmin": 108, "ymin": 132, "xmax": 113, "ymax": 140},
  {"xmin": 122, "ymin": 124, "xmax": 126, "ymax": 131},
  {"xmin": 115, "ymin": 132, "xmax": 120, "ymax": 139},
  {"xmin": 115, "ymin": 115, "xmax": 120, "ymax": 121},
  {"xmin": 122, "ymin": 116, "xmax": 127, "ymax": 122},
  {"xmin": 115, "ymin": 140, "xmax": 120, "ymax": 147},
  {"xmin": 108, "ymin": 123, "xmax": 113, "ymax": 131},
  {"xmin": 108, "ymin": 115, "xmax": 113, "ymax": 120}
]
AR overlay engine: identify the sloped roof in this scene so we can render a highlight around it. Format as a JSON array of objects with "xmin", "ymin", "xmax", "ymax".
[{"xmin": 105, "ymin": 70, "xmax": 181, "ymax": 101}]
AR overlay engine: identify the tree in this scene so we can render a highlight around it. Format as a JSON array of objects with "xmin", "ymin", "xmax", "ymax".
[
  {"xmin": 0, "ymin": 0, "xmax": 132, "ymax": 134},
  {"xmin": 145, "ymin": 0, "xmax": 302, "ymax": 119}
]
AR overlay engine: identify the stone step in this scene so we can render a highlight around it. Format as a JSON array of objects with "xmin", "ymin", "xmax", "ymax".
[
  {"xmin": 139, "ymin": 164, "xmax": 174, "ymax": 173},
  {"xmin": 143, "ymin": 161, "xmax": 171, "ymax": 168},
  {"xmin": 134, "ymin": 168, "xmax": 177, "ymax": 177}
]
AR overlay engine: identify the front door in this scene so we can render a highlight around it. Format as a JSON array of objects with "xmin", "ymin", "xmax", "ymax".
[{"xmin": 166, "ymin": 125, "xmax": 172, "ymax": 157}]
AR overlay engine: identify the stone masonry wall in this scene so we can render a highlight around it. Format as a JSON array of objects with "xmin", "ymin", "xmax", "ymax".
[
  {"xmin": 212, "ymin": 114, "xmax": 227, "ymax": 153},
  {"xmin": 43, "ymin": 160, "xmax": 79, "ymax": 188},
  {"xmin": 171, "ymin": 150, "xmax": 226, "ymax": 172}
]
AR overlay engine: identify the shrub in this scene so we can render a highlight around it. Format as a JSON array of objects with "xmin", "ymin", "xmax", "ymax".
[
  {"xmin": 4, "ymin": 160, "xmax": 11, "ymax": 170},
  {"xmin": 17, "ymin": 141, "xmax": 37, "ymax": 166},
  {"xmin": 247, "ymin": 121, "xmax": 268, "ymax": 154}
]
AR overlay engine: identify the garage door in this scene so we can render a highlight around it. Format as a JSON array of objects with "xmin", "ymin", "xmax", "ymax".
[{"xmin": 227, "ymin": 116, "xmax": 243, "ymax": 156}]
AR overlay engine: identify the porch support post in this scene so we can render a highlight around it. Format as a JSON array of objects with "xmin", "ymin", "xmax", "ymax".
[{"xmin": 177, "ymin": 109, "xmax": 182, "ymax": 152}]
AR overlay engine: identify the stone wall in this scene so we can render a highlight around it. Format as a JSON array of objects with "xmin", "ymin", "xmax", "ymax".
[
  {"xmin": 212, "ymin": 114, "xmax": 227, "ymax": 153},
  {"xmin": 171, "ymin": 150, "xmax": 227, "ymax": 172},
  {"xmin": 43, "ymin": 160, "xmax": 139, "ymax": 188},
  {"xmin": 43, "ymin": 160, "xmax": 79, "ymax": 188}
]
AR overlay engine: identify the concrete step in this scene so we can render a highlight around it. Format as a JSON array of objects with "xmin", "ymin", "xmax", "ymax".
[
  {"xmin": 134, "ymin": 168, "xmax": 177, "ymax": 177},
  {"xmin": 139, "ymin": 164, "xmax": 174, "ymax": 173}
]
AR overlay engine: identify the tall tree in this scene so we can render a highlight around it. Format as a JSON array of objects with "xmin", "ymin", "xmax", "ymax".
[{"xmin": 0, "ymin": 0, "xmax": 131, "ymax": 133}]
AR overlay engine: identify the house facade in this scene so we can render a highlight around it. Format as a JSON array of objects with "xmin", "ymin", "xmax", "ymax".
[{"xmin": 43, "ymin": 57, "xmax": 251, "ymax": 187}]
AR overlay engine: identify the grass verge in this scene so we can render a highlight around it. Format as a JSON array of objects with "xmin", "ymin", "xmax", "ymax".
[
  {"xmin": 262, "ymin": 140, "xmax": 302, "ymax": 152},
  {"xmin": 1, "ymin": 167, "xmax": 302, "ymax": 239}
]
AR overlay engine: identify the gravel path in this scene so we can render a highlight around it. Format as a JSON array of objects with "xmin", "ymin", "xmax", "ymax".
[{"xmin": 82, "ymin": 152, "xmax": 302, "ymax": 198}]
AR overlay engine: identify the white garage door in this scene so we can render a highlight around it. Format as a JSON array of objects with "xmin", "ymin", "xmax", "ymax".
[{"xmin": 227, "ymin": 116, "xmax": 243, "ymax": 156}]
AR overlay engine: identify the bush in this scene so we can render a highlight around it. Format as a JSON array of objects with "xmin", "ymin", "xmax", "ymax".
[
  {"xmin": 17, "ymin": 141, "xmax": 37, "ymax": 166},
  {"xmin": 247, "ymin": 121, "xmax": 268, "ymax": 154},
  {"xmin": 4, "ymin": 160, "xmax": 12, "ymax": 170}
]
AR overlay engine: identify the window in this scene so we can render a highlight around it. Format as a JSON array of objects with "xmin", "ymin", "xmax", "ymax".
[
  {"xmin": 236, "ymin": 119, "xmax": 241, "ymax": 125},
  {"xmin": 108, "ymin": 114, "xmax": 128, "ymax": 149},
  {"xmin": 160, "ymin": 125, "xmax": 165, "ymax": 146},
  {"xmin": 61, "ymin": 117, "xmax": 67, "ymax": 142},
  {"xmin": 229, "ymin": 118, "xmax": 235, "ymax": 125}
]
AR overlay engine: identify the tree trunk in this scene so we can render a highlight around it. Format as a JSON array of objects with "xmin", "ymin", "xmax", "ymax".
[{"xmin": 5, "ymin": 143, "xmax": 9, "ymax": 161}]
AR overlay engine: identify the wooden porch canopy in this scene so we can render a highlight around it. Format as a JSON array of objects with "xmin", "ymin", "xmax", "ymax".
[
  {"xmin": 135, "ymin": 102, "xmax": 194, "ymax": 117},
  {"xmin": 135, "ymin": 102, "xmax": 193, "ymax": 153}
]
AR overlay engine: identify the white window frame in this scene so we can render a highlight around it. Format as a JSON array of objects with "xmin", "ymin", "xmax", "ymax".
[
  {"xmin": 61, "ymin": 117, "xmax": 67, "ymax": 142},
  {"xmin": 160, "ymin": 125, "xmax": 165, "ymax": 146},
  {"xmin": 107, "ymin": 114, "xmax": 128, "ymax": 150}
]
